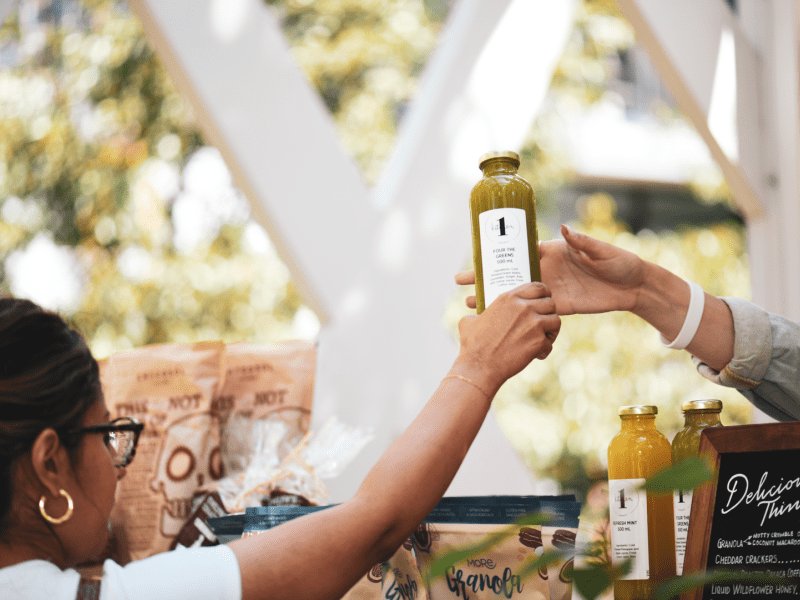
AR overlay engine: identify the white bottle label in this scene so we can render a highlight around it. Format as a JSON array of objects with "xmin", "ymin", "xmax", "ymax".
[
  {"xmin": 673, "ymin": 488, "xmax": 693, "ymax": 575},
  {"xmin": 609, "ymin": 478, "xmax": 650, "ymax": 580},
  {"xmin": 478, "ymin": 208, "xmax": 531, "ymax": 308}
]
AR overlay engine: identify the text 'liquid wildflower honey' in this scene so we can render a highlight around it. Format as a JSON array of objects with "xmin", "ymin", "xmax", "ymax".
[
  {"xmin": 671, "ymin": 399, "xmax": 723, "ymax": 575},
  {"xmin": 469, "ymin": 151, "xmax": 541, "ymax": 313},
  {"xmin": 608, "ymin": 405, "xmax": 676, "ymax": 600}
]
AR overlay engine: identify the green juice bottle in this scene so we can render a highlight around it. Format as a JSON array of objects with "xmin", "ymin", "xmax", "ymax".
[
  {"xmin": 671, "ymin": 399, "xmax": 723, "ymax": 575},
  {"xmin": 469, "ymin": 151, "xmax": 541, "ymax": 313}
]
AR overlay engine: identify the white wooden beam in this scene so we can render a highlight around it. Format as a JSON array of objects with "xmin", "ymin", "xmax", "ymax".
[
  {"xmin": 127, "ymin": 0, "xmax": 576, "ymax": 500},
  {"xmin": 617, "ymin": 0, "xmax": 765, "ymax": 219},
  {"xmin": 327, "ymin": 0, "xmax": 576, "ymax": 498}
]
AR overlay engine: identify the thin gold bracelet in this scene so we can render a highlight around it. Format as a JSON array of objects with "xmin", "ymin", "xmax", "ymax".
[{"xmin": 443, "ymin": 374, "xmax": 493, "ymax": 403}]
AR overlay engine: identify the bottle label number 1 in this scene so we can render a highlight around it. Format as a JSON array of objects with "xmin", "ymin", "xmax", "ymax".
[
  {"xmin": 609, "ymin": 478, "xmax": 650, "ymax": 580},
  {"xmin": 478, "ymin": 208, "xmax": 531, "ymax": 308}
]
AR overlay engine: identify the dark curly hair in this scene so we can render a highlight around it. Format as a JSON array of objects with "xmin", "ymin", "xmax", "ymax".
[{"xmin": 0, "ymin": 297, "xmax": 101, "ymax": 535}]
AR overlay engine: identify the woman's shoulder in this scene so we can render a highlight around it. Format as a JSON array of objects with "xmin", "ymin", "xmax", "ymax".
[
  {"xmin": 0, "ymin": 559, "xmax": 80, "ymax": 600},
  {"xmin": 0, "ymin": 546, "xmax": 241, "ymax": 600},
  {"xmin": 102, "ymin": 545, "xmax": 241, "ymax": 600}
]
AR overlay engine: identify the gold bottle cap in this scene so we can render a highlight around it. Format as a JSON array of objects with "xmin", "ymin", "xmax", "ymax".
[
  {"xmin": 619, "ymin": 405, "xmax": 658, "ymax": 416},
  {"xmin": 478, "ymin": 151, "xmax": 520, "ymax": 170},
  {"xmin": 681, "ymin": 399, "xmax": 723, "ymax": 413}
]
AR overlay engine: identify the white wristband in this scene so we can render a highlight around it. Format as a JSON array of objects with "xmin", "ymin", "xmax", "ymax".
[{"xmin": 660, "ymin": 281, "xmax": 705, "ymax": 350}]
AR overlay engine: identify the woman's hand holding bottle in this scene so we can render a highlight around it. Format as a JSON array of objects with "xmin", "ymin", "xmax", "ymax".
[{"xmin": 451, "ymin": 282, "xmax": 561, "ymax": 399}]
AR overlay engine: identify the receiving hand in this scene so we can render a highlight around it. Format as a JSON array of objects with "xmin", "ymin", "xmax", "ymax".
[{"xmin": 456, "ymin": 225, "xmax": 646, "ymax": 316}]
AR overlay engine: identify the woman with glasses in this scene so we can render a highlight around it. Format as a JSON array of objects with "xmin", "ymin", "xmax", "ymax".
[{"xmin": 0, "ymin": 286, "xmax": 560, "ymax": 600}]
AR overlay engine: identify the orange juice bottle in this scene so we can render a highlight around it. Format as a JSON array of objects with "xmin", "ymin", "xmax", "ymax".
[
  {"xmin": 671, "ymin": 399, "xmax": 723, "ymax": 575},
  {"xmin": 608, "ymin": 405, "xmax": 676, "ymax": 600}
]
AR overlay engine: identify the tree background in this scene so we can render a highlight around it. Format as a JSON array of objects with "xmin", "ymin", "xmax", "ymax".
[{"xmin": 0, "ymin": 0, "xmax": 752, "ymax": 511}]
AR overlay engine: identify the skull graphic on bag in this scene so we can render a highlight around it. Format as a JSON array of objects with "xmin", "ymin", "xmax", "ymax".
[{"xmin": 149, "ymin": 412, "xmax": 224, "ymax": 536}]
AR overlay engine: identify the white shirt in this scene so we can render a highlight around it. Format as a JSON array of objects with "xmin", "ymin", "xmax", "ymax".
[{"xmin": 0, "ymin": 545, "xmax": 241, "ymax": 600}]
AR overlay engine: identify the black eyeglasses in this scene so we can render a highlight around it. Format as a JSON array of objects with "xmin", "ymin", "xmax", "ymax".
[{"xmin": 65, "ymin": 417, "xmax": 144, "ymax": 468}]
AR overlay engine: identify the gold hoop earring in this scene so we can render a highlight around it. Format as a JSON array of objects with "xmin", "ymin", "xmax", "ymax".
[{"xmin": 39, "ymin": 489, "xmax": 74, "ymax": 525}]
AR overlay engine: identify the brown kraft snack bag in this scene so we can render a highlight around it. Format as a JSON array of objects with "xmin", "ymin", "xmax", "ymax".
[
  {"xmin": 383, "ymin": 537, "xmax": 428, "ymax": 600},
  {"xmin": 170, "ymin": 491, "xmax": 228, "ymax": 550},
  {"xmin": 541, "ymin": 527, "xmax": 577, "ymax": 600},
  {"xmin": 102, "ymin": 341, "xmax": 226, "ymax": 561},
  {"xmin": 215, "ymin": 340, "xmax": 316, "ymax": 478},
  {"xmin": 414, "ymin": 522, "xmax": 549, "ymax": 600}
]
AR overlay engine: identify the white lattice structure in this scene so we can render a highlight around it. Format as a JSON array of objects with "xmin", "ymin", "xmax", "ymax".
[{"xmin": 123, "ymin": 0, "xmax": 576, "ymax": 499}]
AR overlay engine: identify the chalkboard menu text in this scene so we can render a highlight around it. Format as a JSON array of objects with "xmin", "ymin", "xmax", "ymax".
[{"xmin": 682, "ymin": 421, "xmax": 800, "ymax": 600}]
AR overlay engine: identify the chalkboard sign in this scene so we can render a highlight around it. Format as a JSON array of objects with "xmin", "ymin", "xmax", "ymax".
[{"xmin": 682, "ymin": 421, "xmax": 800, "ymax": 600}]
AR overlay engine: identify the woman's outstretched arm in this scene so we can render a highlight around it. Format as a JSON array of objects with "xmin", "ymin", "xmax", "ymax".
[{"xmin": 230, "ymin": 281, "xmax": 561, "ymax": 600}]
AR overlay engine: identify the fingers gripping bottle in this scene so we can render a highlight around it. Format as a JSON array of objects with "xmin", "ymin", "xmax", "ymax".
[
  {"xmin": 608, "ymin": 405, "xmax": 676, "ymax": 600},
  {"xmin": 671, "ymin": 399, "xmax": 723, "ymax": 575},
  {"xmin": 470, "ymin": 151, "xmax": 541, "ymax": 313}
]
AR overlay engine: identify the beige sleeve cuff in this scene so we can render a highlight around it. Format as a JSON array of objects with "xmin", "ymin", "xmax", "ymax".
[{"xmin": 692, "ymin": 297, "xmax": 772, "ymax": 390}]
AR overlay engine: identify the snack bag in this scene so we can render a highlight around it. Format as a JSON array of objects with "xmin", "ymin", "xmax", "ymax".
[
  {"xmin": 413, "ymin": 522, "xmax": 546, "ymax": 600},
  {"xmin": 424, "ymin": 496, "xmax": 575, "ymax": 524},
  {"xmin": 207, "ymin": 512, "xmax": 247, "ymax": 541},
  {"xmin": 539, "ymin": 499, "xmax": 580, "ymax": 600},
  {"xmin": 413, "ymin": 496, "xmax": 557, "ymax": 600},
  {"xmin": 213, "ymin": 414, "xmax": 373, "ymax": 511},
  {"xmin": 540, "ymin": 528, "xmax": 577, "ymax": 600},
  {"xmin": 241, "ymin": 504, "xmax": 331, "ymax": 537},
  {"xmin": 102, "ymin": 341, "xmax": 226, "ymax": 561},
  {"xmin": 383, "ymin": 537, "xmax": 427, "ymax": 600},
  {"xmin": 170, "ymin": 491, "xmax": 228, "ymax": 550},
  {"xmin": 216, "ymin": 340, "xmax": 316, "ymax": 475}
]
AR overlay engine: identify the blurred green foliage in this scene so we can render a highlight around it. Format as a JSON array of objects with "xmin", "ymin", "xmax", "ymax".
[
  {"xmin": 264, "ymin": 0, "xmax": 448, "ymax": 184},
  {"xmin": 0, "ymin": 0, "xmax": 308, "ymax": 355}
]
